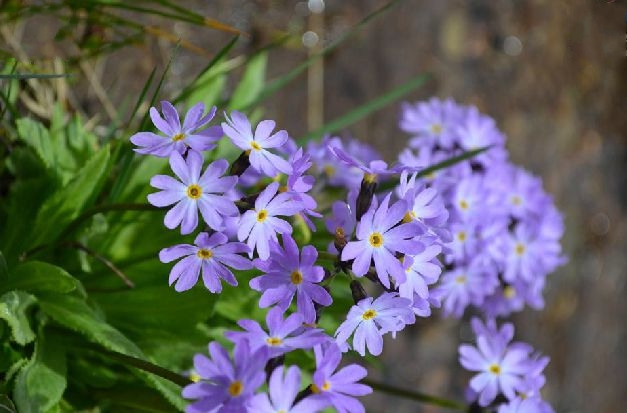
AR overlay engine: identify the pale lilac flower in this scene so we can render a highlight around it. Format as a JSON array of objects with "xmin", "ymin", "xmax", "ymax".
[
  {"xmin": 249, "ymin": 366, "xmax": 329, "ymax": 413},
  {"xmin": 148, "ymin": 151, "xmax": 238, "ymax": 234},
  {"xmin": 455, "ymin": 106, "xmax": 507, "ymax": 164},
  {"xmin": 459, "ymin": 322, "xmax": 535, "ymax": 406},
  {"xmin": 335, "ymin": 292, "xmax": 414, "ymax": 356},
  {"xmin": 222, "ymin": 111, "xmax": 292, "ymax": 176},
  {"xmin": 328, "ymin": 145, "xmax": 405, "ymax": 183},
  {"xmin": 341, "ymin": 194, "xmax": 422, "ymax": 288},
  {"xmin": 250, "ymin": 234, "xmax": 332, "ymax": 323},
  {"xmin": 434, "ymin": 262, "xmax": 499, "ymax": 318},
  {"xmin": 398, "ymin": 243, "xmax": 442, "ymax": 301},
  {"xmin": 225, "ymin": 306, "xmax": 328, "ymax": 358},
  {"xmin": 237, "ymin": 182, "xmax": 303, "ymax": 260},
  {"xmin": 183, "ymin": 340, "xmax": 267, "ymax": 413},
  {"xmin": 159, "ymin": 232, "xmax": 251, "ymax": 292},
  {"xmin": 309, "ymin": 343, "xmax": 371, "ymax": 413},
  {"xmin": 400, "ymin": 98, "xmax": 464, "ymax": 149},
  {"xmin": 131, "ymin": 101, "xmax": 221, "ymax": 157}
]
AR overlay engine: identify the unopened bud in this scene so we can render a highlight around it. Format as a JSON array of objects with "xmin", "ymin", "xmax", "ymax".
[
  {"xmin": 229, "ymin": 151, "xmax": 251, "ymax": 176},
  {"xmin": 350, "ymin": 280, "xmax": 368, "ymax": 304},
  {"xmin": 355, "ymin": 177, "xmax": 377, "ymax": 221}
]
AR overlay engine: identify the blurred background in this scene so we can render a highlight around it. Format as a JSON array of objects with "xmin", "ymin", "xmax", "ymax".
[{"xmin": 2, "ymin": 0, "xmax": 626, "ymax": 412}]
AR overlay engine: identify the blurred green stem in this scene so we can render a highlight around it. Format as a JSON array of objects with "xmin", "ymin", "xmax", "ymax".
[{"xmin": 362, "ymin": 379, "xmax": 466, "ymax": 411}]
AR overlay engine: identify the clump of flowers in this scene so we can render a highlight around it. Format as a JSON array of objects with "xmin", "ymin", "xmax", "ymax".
[{"xmin": 131, "ymin": 97, "xmax": 564, "ymax": 412}]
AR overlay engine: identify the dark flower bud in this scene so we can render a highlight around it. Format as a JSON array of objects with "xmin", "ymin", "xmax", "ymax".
[
  {"xmin": 229, "ymin": 150, "xmax": 251, "ymax": 176},
  {"xmin": 356, "ymin": 175, "xmax": 378, "ymax": 221},
  {"xmin": 350, "ymin": 280, "xmax": 368, "ymax": 304}
]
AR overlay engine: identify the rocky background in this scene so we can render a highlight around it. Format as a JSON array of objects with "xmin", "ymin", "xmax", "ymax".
[{"xmin": 4, "ymin": 0, "xmax": 626, "ymax": 412}]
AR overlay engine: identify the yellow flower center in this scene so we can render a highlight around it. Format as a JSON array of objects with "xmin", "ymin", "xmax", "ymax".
[
  {"xmin": 369, "ymin": 232, "xmax": 383, "ymax": 248},
  {"xmin": 364, "ymin": 173, "xmax": 377, "ymax": 184},
  {"xmin": 511, "ymin": 195, "xmax": 522, "ymax": 206},
  {"xmin": 430, "ymin": 123, "xmax": 443, "ymax": 134},
  {"xmin": 172, "ymin": 132, "xmax": 185, "ymax": 141},
  {"xmin": 186, "ymin": 184, "xmax": 202, "ymax": 199},
  {"xmin": 459, "ymin": 199, "xmax": 469, "ymax": 210},
  {"xmin": 457, "ymin": 231, "xmax": 467, "ymax": 242},
  {"xmin": 266, "ymin": 337, "xmax": 282, "ymax": 346},
  {"xmin": 455, "ymin": 275, "xmax": 467, "ymax": 284},
  {"xmin": 488, "ymin": 364, "xmax": 501, "ymax": 375},
  {"xmin": 503, "ymin": 285, "xmax": 516, "ymax": 299},
  {"xmin": 310, "ymin": 381, "xmax": 331, "ymax": 393},
  {"xmin": 196, "ymin": 248, "xmax": 213, "ymax": 259},
  {"xmin": 515, "ymin": 243, "xmax": 526, "ymax": 256},
  {"xmin": 290, "ymin": 270, "xmax": 303, "ymax": 285},
  {"xmin": 323, "ymin": 165, "xmax": 335, "ymax": 177},
  {"xmin": 189, "ymin": 371, "xmax": 201, "ymax": 383},
  {"xmin": 335, "ymin": 227, "xmax": 345, "ymax": 238},
  {"xmin": 362, "ymin": 309, "xmax": 377, "ymax": 320},
  {"xmin": 227, "ymin": 380, "xmax": 243, "ymax": 397},
  {"xmin": 402, "ymin": 210, "xmax": 415, "ymax": 223},
  {"xmin": 251, "ymin": 141, "xmax": 262, "ymax": 151},
  {"xmin": 257, "ymin": 209, "xmax": 268, "ymax": 222}
]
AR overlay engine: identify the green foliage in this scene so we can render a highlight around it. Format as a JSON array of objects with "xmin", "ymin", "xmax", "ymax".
[
  {"xmin": 13, "ymin": 329, "xmax": 67, "ymax": 413},
  {"xmin": 0, "ymin": 292, "xmax": 37, "ymax": 346},
  {"xmin": 0, "ymin": 1, "xmax": 475, "ymax": 411}
]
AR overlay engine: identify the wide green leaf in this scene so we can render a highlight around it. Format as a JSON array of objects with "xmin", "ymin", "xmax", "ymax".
[
  {"xmin": 229, "ymin": 51, "xmax": 267, "ymax": 110},
  {"xmin": 5, "ymin": 261, "xmax": 80, "ymax": 296},
  {"xmin": 0, "ymin": 251, "xmax": 7, "ymax": 284},
  {"xmin": 39, "ymin": 293, "xmax": 185, "ymax": 410},
  {"xmin": 0, "ymin": 395, "xmax": 17, "ymax": 413},
  {"xmin": 13, "ymin": 330, "xmax": 67, "ymax": 413},
  {"xmin": 30, "ymin": 145, "xmax": 111, "ymax": 247},
  {"xmin": 0, "ymin": 291, "xmax": 37, "ymax": 345}
]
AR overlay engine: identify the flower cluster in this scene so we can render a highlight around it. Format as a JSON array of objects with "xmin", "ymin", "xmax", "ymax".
[
  {"xmin": 398, "ymin": 98, "xmax": 566, "ymax": 318},
  {"xmin": 459, "ymin": 318, "xmax": 553, "ymax": 412},
  {"xmin": 130, "ymin": 97, "xmax": 564, "ymax": 413}
]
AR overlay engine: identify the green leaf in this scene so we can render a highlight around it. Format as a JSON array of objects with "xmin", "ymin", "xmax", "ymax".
[
  {"xmin": 0, "ymin": 395, "xmax": 17, "ymax": 413},
  {"xmin": 0, "ymin": 291, "xmax": 37, "ymax": 345},
  {"xmin": 173, "ymin": 35, "xmax": 239, "ymax": 105},
  {"xmin": 16, "ymin": 119, "xmax": 55, "ymax": 171},
  {"xmin": 300, "ymin": 73, "xmax": 430, "ymax": 142},
  {"xmin": 92, "ymin": 285, "xmax": 217, "ymax": 335},
  {"xmin": 5, "ymin": 261, "xmax": 80, "ymax": 296},
  {"xmin": 39, "ymin": 294, "xmax": 185, "ymax": 410},
  {"xmin": 228, "ymin": 51, "xmax": 267, "ymax": 110},
  {"xmin": 13, "ymin": 330, "xmax": 67, "ymax": 413},
  {"xmin": 0, "ymin": 251, "xmax": 7, "ymax": 284},
  {"xmin": 30, "ymin": 146, "xmax": 111, "ymax": 246}
]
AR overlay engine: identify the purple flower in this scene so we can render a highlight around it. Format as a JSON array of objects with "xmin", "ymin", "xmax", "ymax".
[
  {"xmin": 455, "ymin": 106, "xmax": 507, "ymax": 164},
  {"xmin": 225, "ymin": 306, "xmax": 328, "ymax": 358},
  {"xmin": 309, "ymin": 343, "xmax": 371, "ymax": 413},
  {"xmin": 249, "ymin": 366, "xmax": 329, "ymax": 413},
  {"xmin": 159, "ymin": 232, "xmax": 252, "ymax": 292},
  {"xmin": 250, "ymin": 234, "xmax": 332, "ymax": 323},
  {"xmin": 148, "ymin": 151, "xmax": 238, "ymax": 234},
  {"xmin": 237, "ymin": 182, "xmax": 303, "ymax": 260},
  {"xmin": 398, "ymin": 243, "xmax": 442, "ymax": 301},
  {"xmin": 498, "ymin": 397, "xmax": 555, "ymax": 413},
  {"xmin": 459, "ymin": 321, "xmax": 536, "ymax": 406},
  {"xmin": 328, "ymin": 145, "xmax": 404, "ymax": 184},
  {"xmin": 183, "ymin": 340, "xmax": 267, "ymax": 413},
  {"xmin": 433, "ymin": 261, "xmax": 498, "ymax": 318},
  {"xmin": 400, "ymin": 97, "xmax": 464, "ymax": 149},
  {"xmin": 341, "ymin": 194, "xmax": 422, "ymax": 288},
  {"xmin": 335, "ymin": 292, "xmax": 414, "ymax": 356},
  {"xmin": 131, "ymin": 101, "xmax": 221, "ymax": 157},
  {"xmin": 222, "ymin": 111, "xmax": 292, "ymax": 176}
]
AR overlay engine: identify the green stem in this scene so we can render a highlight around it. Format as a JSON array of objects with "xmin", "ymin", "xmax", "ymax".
[
  {"xmin": 362, "ymin": 379, "xmax": 466, "ymax": 411},
  {"xmin": 102, "ymin": 350, "xmax": 192, "ymax": 387}
]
